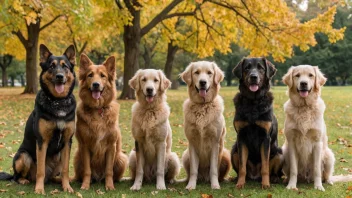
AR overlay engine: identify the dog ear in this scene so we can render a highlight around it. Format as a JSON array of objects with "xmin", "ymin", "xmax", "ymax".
[
  {"xmin": 129, "ymin": 70, "xmax": 142, "ymax": 90},
  {"xmin": 232, "ymin": 59, "xmax": 244, "ymax": 79},
  {"xmin": 158, "ymin": 70, "xmax": 171, "ymax": 92},
  {"xmin": 282, "ymin": 66, "xmax": 295, "ymax": 88},
  {"xmin": 103, "ymin": 56, "xmax": 116, "ymax": 80},
  {"xmin": 39, "ymin": 44, "xmax": 52, "ymax": 68},
  {"xmin": 313, "ymin": 66, "xmax": 327, "ymax": 89},
  {"xmin": 64, "ymin": 45, "xmax": 76, "ymax": 66},
  {"xmin": 263, "ymin": 58, "xmax": 277, "ymax": 79},
  {"xmin": 79, "ymin": 53, "xmax": 93, "ymax": 80},
  {"xmin": 212, "ymin": 62, "xmax": 224, "ymax": 85},
  {"xmin": 180, "ymin": 63, "xmax": 193, "ymax": 85}
]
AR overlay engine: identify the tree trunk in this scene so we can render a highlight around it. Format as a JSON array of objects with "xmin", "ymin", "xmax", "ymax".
[
  {"xmin": 142, "ymin": 45, "xmax": 152, "ymax": 69},
  {"xmin": 10, "ymin": 76, "xmax": 15, "ymax": 87},
  {"xmin": 226, "ymin": 63, "xmax": 233, "ymax": 86},
  {"xmin": 20, "ymin": 74, "xmax": 25, "ymax": 86},
  {"xmin": 119, "ymin": 8, "xmax": 141, "ymax": 100},
  {"xmin": 164, "ymin": 42, "xmax": 178, "ymax": 80},
  {"xmin": 1, "ymin": 67, "xmax": 7, "ymax": 87},
  {"xmin": 22, "ymin": 22, "xmax": 40, "ymax": 94}
]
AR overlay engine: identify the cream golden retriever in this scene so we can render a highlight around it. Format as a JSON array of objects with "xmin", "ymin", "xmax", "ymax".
[
  {"xmin": 180, "ymin": 61, "xmax": 231, "ymax": 190},
  {"xmin": 282, "ymin": 65, "xmax": 352, "ymax": 191},
  {"xmin": 128, "ymin": 69, "xmax": 180, "ymax": 190}
]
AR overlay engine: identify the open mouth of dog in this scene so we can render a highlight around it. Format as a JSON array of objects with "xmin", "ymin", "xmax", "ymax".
[
  {"xmin": 195, "ymin": 86, "xmax": 209, "ymax": 98},
  {"xmin": 248, "ymin": 83, "xmax": 259, "ymax": 92},
  {"xmin": 54, "ymin": 82, "xmax": 66, "ymax": 94},
  {"xmin": 297, "ymin": 88, "xmax": 311, "ymax": 98},
  {"xmin": 145, "ymin": 94, "xmax": 155, "ymax": 103},
  {"xmin": 90, "ymin": 88, "xmax": 104, "ymax": 100}
]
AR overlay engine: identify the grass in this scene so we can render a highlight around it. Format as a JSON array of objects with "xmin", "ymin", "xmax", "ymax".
[{"xmin": 0, "ymin": 86, "xmax": 351, "ymax": 197}]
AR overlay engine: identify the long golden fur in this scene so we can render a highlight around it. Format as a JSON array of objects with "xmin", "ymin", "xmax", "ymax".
[
  {"xmin": 180, "ymin": 61, "xmax": 231, "ymax": 190},
  {"xmin": 128, "ymin": 69, "xmax": 180, "ymax": 190},
  {"xmin": 74, "ymin": 54, "xmax": 128, "ymax": 191}
]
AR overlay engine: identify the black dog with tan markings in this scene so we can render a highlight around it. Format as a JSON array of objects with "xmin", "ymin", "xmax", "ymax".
[
  {"xmin": 0, "ymin": 44, "xmax": 77, "ymax": 194},
  {"xmin": 231, "ymin": 57, "xmax": 283, "ymax": 189}
]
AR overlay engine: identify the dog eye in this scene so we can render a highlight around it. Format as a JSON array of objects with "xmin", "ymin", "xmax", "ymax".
[
  {"xmin": 88, "ymin": 73, "xmax": 93, "ymax": 78},
  {"xmin": 154, "ymin": 79, "xmax": 159, "ymax": 82},
  {"xmin": 194, "ymin": 71, "xmax": 199, "ymax": 75},
  {"xmin": 207, "ymin": 71, "xmax": 212, "ymax": 75},
  {"xmin": 244, "ymin": 66, "xmax": 250, "ymax": 71},
  {"xmin": 295, "ymin": 74, "xmax": 300, "ymax": 78},
  {"xmin": 101, "ymin": 74, "xmax": 106, "ymax": 78},
  {"xmin": 142, "ymin": 78, "xmax": 146, "ymax": 82},
  {"xmin": 309, "ymin": 73, "xmax": 314, "ymax": 77}
]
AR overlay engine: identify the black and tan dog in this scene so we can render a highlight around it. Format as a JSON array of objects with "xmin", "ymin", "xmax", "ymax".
[
  {"xmin": 0, "ymin": 44, "xmax": 76, "ymax": 194},
  {"xmin": 231, "ymin": 57, "xmax": 282, "ymax": 189}
]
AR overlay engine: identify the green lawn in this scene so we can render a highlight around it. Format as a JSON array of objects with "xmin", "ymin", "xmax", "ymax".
[{"xmin": 0, "ymin": 86, "xmax": 351, "ymax": 197}]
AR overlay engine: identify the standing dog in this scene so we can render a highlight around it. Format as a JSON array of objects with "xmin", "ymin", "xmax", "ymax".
[
  {"xmin": 128, "ymin": 69, "xmax": 180, "ymax": 190},
  {"xmin": 282, "ymin": 65, "xmax": 352, "ymax": 191},
  {"xmin": 180, "ymin": 61, "xmax": 231, "ymax": 190},
  {"xmin": 74, "ymin": 54, "xmax": 128, "ymax": 190},
  {"xmin": 0, "ymin": 45, "xmax": 76, "ymax": 194},
  {"xmin": 231, "ymin": 57, "xmax": 282, "ymax": 189}
]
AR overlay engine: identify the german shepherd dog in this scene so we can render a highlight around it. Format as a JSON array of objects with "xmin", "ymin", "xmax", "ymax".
[
  {"xmin": 0, "ymin": 44, "xmax": 77, "ymax": 194},
  {"xmin": 231, "ymin": 57, "xmax": 283, "ymax": 189},
  {"xmin": 73, "ymin": 54, "xmax": 128, "ymax": 191}
]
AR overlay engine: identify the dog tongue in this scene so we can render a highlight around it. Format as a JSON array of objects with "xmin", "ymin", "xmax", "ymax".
[
  {"xmin": 55, "ymin": 84, "xmax": 64, "ymax": 94},
  {"xmin": 199, "ymin": 89, "xmax": 207, "ymax": 98},
  {"xmin": 249, "ymin": 85, "xmax": 259, "ymax": 92},
  {"xmin": 92, "ymin": 91, "xmax": 101, "ymax": 100},
  {"xmin": 299, "ymin": 91, "xmax": 309, "ymax": 98},
  {"xmin": 146, "ymin": 96, "xmax": 154, "ymax": 103}
]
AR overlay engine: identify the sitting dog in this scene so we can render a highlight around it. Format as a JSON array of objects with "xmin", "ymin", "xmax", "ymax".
[
  {"xmin": 128, "ymin": 69, "xmax": 180, "ymax": 190},
  {"xmin": 73, "ymin": 54, "xmax": 128, "ymax": 190},
  {"xmin": 180, "ymin": 61, "xmax": 231, "ymax": 190},
  {"xmin": 231, "ymin": 57, "xmax": 282, "ymax": 189},
  {"xmin": 0, "ymin": 44, "xmax": 77, "ymax": 194}
]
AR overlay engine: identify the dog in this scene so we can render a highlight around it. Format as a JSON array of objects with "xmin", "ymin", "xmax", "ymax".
[
  {"xmin": 231, "ymin": 57, "xmax": 282, "ymax": 189},
  {"xmin": 128, "ymin": 69, "xmax": 180, "ymax": 190},
  {"xmin": 0, "ymin": 44, "xmax": 77, "ymax": 194},
  {"xmin": 73, "ymin": 54, "xmax": 128, "ymax": 191},
  {"xmin": 180, "ymin": 61, "xmax": 231, "ymax": 190},
  {"xmin": 281, "ymin": 65, "xmax": 352, "ymax": 191}
]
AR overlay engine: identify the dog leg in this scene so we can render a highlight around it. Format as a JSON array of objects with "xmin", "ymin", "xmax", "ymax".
[
  {"xmin": 286, "ymin": 140, "xmax": 298, "ymax": 190},
  {"xmin": 186, "ymin": 144, "xmax": 199, "ymax": 190},
  {"xmin": 236, "ymin": 142, "xmax": 248, "ymax": 189},
  {"xmin": 313, "ymin": 141, "xmax": 324, "ymax": 191},
  {"xmin": 81, "ymin": 146, "xmax": 91, "ymax": 190},
  {"xmin": 14, "ymin": 152, "xmax": 32, "ymax": 184},
  {"xmin": 35, "ymin": 142, "xmax": 48, "ymax": 195},
  {"xmin": 261, "ymin": 140, "xmax": 270, "ymax": 189},
  {"xmin": 210, "ymin": 141, "xmax": 220, "ymax": 189},
  {"xmin": 323, "ymin": 148, "xmax": 335, "ymax": 185},
  {"xmin": 156, "ymin": 142, "xmax": 166, "ymax": 190},
  {"xmin": 131, "ymin": 142, "xmax": 145, "ymax": 191},
  {"xmin": 165, "ymin": 152, "xmax": 180, "ymax": 184},
  {"xmin": 61, "ymin": 121, "xmax": 74, "ymax": 193},
  {"xmin": 105, "ymin": 142, "xmax": 116, "ymax": 191}
]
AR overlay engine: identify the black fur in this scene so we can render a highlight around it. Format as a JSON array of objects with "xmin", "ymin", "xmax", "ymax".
[
  {"xmin": 231, "ymin": 57, "xmax": 282, "ymax": 180},
  {"xmin": 0, "ymin": 45, "xmax": 76, "ymax": 183}
]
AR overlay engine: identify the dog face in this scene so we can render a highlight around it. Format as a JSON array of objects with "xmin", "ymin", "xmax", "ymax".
[
  {"xmin": 282, "ymin": 65, "xmax": 327, "ymax": 98},
  {"xmin": 180, "ymin": 61, "xmax": 224, "ymax": 100},
  {"xmin": 39, "ymin": 44, "xmax": 76, "ymax": 98},
  {"xmin": 129, "ymin": 69, "xmax": 171, "ymax": 103},
  {"xmin": 233, "ymin": 57, "xmax": 276, "ymax": 93},
  {"xmin": 79, "ymin": 53, "xmax": 116, "ymax": 106}
]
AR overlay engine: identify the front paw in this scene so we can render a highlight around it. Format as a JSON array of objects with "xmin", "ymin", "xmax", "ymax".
[
  {"xmin": 63, "ymin": 184, "xmax": 74, "ymax": 193},
  {"xmin": 211, "ymin": 182, "xmax": 220, "ymax": 190},
  {"xmin": 34, "ymin": 187, "xmax": 45, "ymax": 195},
  {"xmin": 326, "ymin": 179, "xmax": 334, "ymax": 185},
  {"xmin": 105, "ymin": 184, "xmax": 115, "ymax": 191},
  {"xmin": 286, "ymin": 183, "xmax": 298, "ymax": 190},
  {"xmin": 156, "ymin": 183, "xmax": 166, "ymax": 190},
  {"xmin": 130, "ymin": 183, "xmax": 142, "ymax": 191},
  {"xmin": 314, "ymin": 184, "xmax": 325, "ymax": 191},
  {"xmin": 262, "ymin": 183, "xmax": 270, "ymax": 189},
  {"xmin": 185, "ymin": 181, "xmax": 196, "ymax": 190},
  {"xmin": 80, "ymin": 182, "xmax": 90, "ymax": 190},
  {"xmin": 236, "ymin": 180, "xmax": 245, "ymax": 189}
]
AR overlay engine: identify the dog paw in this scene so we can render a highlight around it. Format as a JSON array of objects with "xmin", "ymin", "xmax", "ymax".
[
  {"xmin": 105, "ymin": 184, "xmax": 115, "ymax": 191},
  {"xmin": 314, "ymin": 185, "xmax": 325, "ymax": 191},
  {"xmin": 18, "ymin": 178, "xmax": 30, "ymax": 185},
  {"xmin": 211, "ymin": 183, "xmax": 221, "ymax": 190},
  {"xmin": 326, "ymin": 179, "xmax": 334, "ymax": 185},
  {"xmin": 80, "ymin": 183, "xmax": 90, "ymax": 190},
  {"xmin": 130, "ymin": 184, "xmax": 141, "ymax": 191},
  {"xmin": 286, "ymin": 184, "xmax": 298, "ymax": 190},
  {"xmin": 236, "ymin": 182, "xmax": 245, "ymax": 189},
  {"xmin": 262, "ymin": 183, "xmax": 270, "ymax": 189},
  {"xmin": 185, "ymin": 182, "xmax": 196, "ymax": 190},
  {"xmin": 63, "ymin": 185, "xmax": 74, "ymax": 193},
  {"xmin": 156, "ymin": 183, "xmax": 166, "ymax": 190},
  {"xmin": 34, "ymin": 188, "xmax": 46, "ymax": 195}
]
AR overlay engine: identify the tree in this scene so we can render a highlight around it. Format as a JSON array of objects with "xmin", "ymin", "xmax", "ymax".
[
  {"xmin": 0, "ymin": 54, "xmax": 13, "ymax": 87},
  {"xmin": 112, "ymin": 0, "xmax": 345, "ymax": 99}
]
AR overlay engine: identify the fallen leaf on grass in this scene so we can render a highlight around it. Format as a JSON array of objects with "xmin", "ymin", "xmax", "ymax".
[
  {"xmin": 50, "ymin": 189, "xmax": 60, "ymax": 195},
  {"xmin": 0, "ymin": 145, "xmax": 4, "ymax": 148},
  {"xmin": 151, "ymin": 191, "xmax": 158, "ymax": 195},
  {"xmin": 17, "ymin": 191, "xmax": 25, "ymax": 195},
  {"xmin": 340, "ymin": 158, "xmax": 348, "ymax": 163},
  {"xmin": 76, "ymin": 192, "xmax": 83, "ymax": 198},
  {"xmin": 96, "ymin": 189, "xmax": 105, "ymax": 195},
  {"xmin": 228, "ymin": 193, "xmax": 235, "ymax": 197},
  {"xmin": 201, "ymin": 194, "xmax": 213, "ymax": 198},
  {"xmin": 267, "ymin": 193, "xmax": 272, "ymax": 198},
  {"xmin": 347, "ymin": 185, "xmax": 352, "ymax": 191},
  {"xmin": 0, "ymin": 189, "xmax": 8, "ymax": 192},
  {"xmin": 5, "ymin": 183, "xmax": 12, "ymax": 187},
  {"xmin": 122, "ymin": 194, "xmax": 126, "ymax": 198},
  {"xmin": 8, "ymin": 153, "xmax": 15, "ymax": 158}
]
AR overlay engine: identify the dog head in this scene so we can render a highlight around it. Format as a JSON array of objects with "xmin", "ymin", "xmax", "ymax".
[
  {"xmin": 39, "ymin": 44, "xmax": 76, "ymax": 98},
  {"xmin": 129, "ymin": 69, "xmax": 171, "ymax": 104},
  {"xmin": 180, "ymin": 61, "xmax": 224, "ymax": 103},
  {"xmin": 282, "ymin": 65, "xmax": 326, "ymax": 99},
  {"xmin": 79, "ymin": 53, "xmax": 116, "ymax": 108},
  {"xmin": 233, "ymin": 57, "xmax": 276, "ymax": 95}
]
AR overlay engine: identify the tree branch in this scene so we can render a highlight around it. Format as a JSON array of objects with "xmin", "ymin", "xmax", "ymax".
[
  {"xmin": 11, "ymin": 30, "xmax": 27, "ymax": 47},
  {"xmin": 115, "ymin": 0, "xmax": 123, "ymax": 9},
  {"xmin": 39, "ymin": 15, "xmax": 62, "ymax": 32},
  {"xmin": 141, "ymin": 0, "xmax": 184, "ymax": 36}
]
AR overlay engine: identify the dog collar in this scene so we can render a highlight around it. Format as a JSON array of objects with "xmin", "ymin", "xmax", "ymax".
[{"xmin": 98, "ymin": 107, "xmax": 104, "ymax": 117}]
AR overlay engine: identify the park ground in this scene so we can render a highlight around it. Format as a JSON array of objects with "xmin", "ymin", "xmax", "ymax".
[{"xmin": 0, "ymin": 86, "xmax": 351, "ymax": 197}]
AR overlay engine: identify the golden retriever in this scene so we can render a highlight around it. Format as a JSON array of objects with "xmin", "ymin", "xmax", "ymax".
[
  {"xmin": 74, "ymin": 54, "xmax": 128, "ymax": 191},
  {"xmin": 180, "ymin": 61, "xmax": 231, "ymax": 190},
  {"xmin": 282, "ymin": 65, "xmax": 352, "ymax": 191},
  {"xmin": 128, "ymin": 69, "xmax": 180, "ymax": 190}
]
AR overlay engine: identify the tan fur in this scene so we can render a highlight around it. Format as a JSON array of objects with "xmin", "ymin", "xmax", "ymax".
[
  {"xmin": 41, "ymin": 69, "xmax": 75, "ymax": 98},
  {"xmin": 74, "ymin": 54, "xmax": 128, "ymax": 191},
  {"xmin": 128, "ymin": 69, "xmax": 180, "ymax": 191},
  {"xmin": 255, "ymin": 121, "xmax": 272, "ymax": 134},
  {"xmin": 234, "ymin": 121, "xmax": 249, "ymax": 133},
  {"xmin": 281, "ymin": 65, "xmax": 334, "ymax": 191},
  {"xmin": 180, "ymin": 61, "xmax": 230, "ymax": 190}
]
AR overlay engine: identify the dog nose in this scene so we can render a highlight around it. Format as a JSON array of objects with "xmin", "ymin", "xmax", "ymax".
[
  {"xmin": 92, "ymin": 82, "xmax": 100, "ymax": 89},
  {"xmin": 56, "ymin": 74, "xmax": 64, "ymax": 81},
  {"xmin": 300, "ymin": 81, "xmax": 307, "ymax": 87},
  {"xmin": 146, "ymin": 88, "xmax": 153, "ymax": 94},
  {"xmin": 199, "ymin": 80, "xmax": 207, "ymax": 86},
  {"xmin": 250, "ymin": 74, "xmax": 258, "ymax": 80}
]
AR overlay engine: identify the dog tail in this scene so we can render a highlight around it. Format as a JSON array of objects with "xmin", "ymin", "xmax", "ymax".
[
  {"xmin": 331, "ymin": 175, "xmax": 352, "ymax": 183},
  {"xmin": 0, "ymin": 172, "xmax": 13, "ymax": 180}
]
